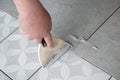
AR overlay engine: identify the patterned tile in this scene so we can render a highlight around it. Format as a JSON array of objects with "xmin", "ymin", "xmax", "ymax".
[
  {"xmin": 29, "ymin": 50, "xmax": 110, "ymax": 80},
  {"xmin": 0, "ymin": 70, "xmax": 12, "ymax": 80},
  {"xmin": 0, "ymin": 30, "xmax": 40, "ymax": 80},
  {"xmin": 0, "ymin": 9, "xmax": 18, "ymax": 42}
]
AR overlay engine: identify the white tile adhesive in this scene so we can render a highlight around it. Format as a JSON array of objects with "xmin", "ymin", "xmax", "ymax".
[{"xmin": 69, "ymin": 34, "xmax": 98, "ymax": 50}]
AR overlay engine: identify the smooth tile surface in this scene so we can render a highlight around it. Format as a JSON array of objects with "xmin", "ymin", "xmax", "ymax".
[
  {"xmin": 41, "ymin": 0, "xmax": 120, "ymax": 39},
  {"xmin": 29, "ymin": 50, "xmax": 110, "ymax": 80},
  {"xmin": 0, "ymin": 70, "xmax": 12, "ymax": 80},
  {"xmin": 77, "ymin": 9, "xmax": 120, "ymax": 79},
  {"xmin": 0, "ymin": 9, "xmax": 18, "ymax": 42},
  {"xmin": 0, "ymin": 0, "xmax": 17, "ymax": 18},
  {"xmin": 0, "ymin": 0, "xmax": 120, "ymax": 39},
  {"xmin": 0, "ymin": 30, "xmax": 40, "ymax": 80}
]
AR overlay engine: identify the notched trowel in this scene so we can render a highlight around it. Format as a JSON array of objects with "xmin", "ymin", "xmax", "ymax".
[{"xmin": 38, "ymin": 37, "xmax": 71, "ymax": 68}]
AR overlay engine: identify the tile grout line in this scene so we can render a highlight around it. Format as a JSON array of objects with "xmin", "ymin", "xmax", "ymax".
[
  {"xmin": 84, "ymin": 6, "xmax": 120, "ymax": 80},
  {"xmin": 0, "ymin": 69, "xmax": 13, "ymax": 80},
  {"xmin": 86, "ymin": 6, "xmax": 120, "ymax": 41},
  {"xmin": 81, "ymin": 57, "xmax": 113, "ymax": 79},
  {"xmin": 0, "ymin": 9, "xmax": 18, "ymax": 80},
  {"xmin": 0, "ymin": 27, "xmax": 19, "ymax": 44},
  {"xmin": 0, "ymin": 9, "xmax": 43, "ymax": 80},
  {"xmin": 27, "ymin": 67, "xmax": 42, "ymax": 80},
  {"xmin": 0, "ymin": 9, "xmax": 19, "ymax": 44},
  {"xmin": 0, "ymin": 8, "xmax": 18, "ymax": 19},
  {"xmin": 108, "ymin": 76, "xmax": 112, "ymax": 80}
]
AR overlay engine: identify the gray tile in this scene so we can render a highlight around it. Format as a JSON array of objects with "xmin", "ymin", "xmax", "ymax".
[
  {"xmin": 0, "ymin": 9, "xmax": 18, "ymax": 42},
  {"xmin": 42, "ymin": 0, "xmax": 120, "ymax": 40},
  {"xmin": 0, "ymin": 30, "xmax": 40, "ymax": 80},
  {"xmin": 76, "ymin": 9, "xmax": 120, "ymax": 79},
  {"xmin": 0, "ymin": 70, "xmax": 12, "ymax": 80},
  {"xmin": 0, "ymin": 0, "xmax": 18, "ymax": 18},
  {"xmin": 29, "ymin": 50, "xmax": 110, "ymax": 80},
  {"xmin": 0, "ymin": 0, "xmax": 120, "ymax": 39}
]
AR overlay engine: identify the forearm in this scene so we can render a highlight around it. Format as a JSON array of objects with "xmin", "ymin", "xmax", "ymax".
[{"xmin": 13, "ymin": 0, "xmax": 45, "ymax": 15}]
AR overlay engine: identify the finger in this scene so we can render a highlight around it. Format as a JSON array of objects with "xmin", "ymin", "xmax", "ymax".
[
  {"xmin": 34, "ymin": 37, "xmax": 42, "ymax": 44},
  {"xmin": 44, "ymin": 32, "xmax": 53, "ymax": 48},
  {"xmin": 26, "ymin": 35, "xmax": 33, "ymax": 40}
]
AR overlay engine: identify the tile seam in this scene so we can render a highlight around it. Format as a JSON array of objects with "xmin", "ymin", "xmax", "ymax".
[
  {"xmin": 0, "ymin": 69, "xmax": 13, "ymax": 80},
  {"xmin": 27, "ymin": 67, "xmax": 42, "ymax": 80},
  {"xmin": 0, "ymin": 27, "xmax": 19, "ymax": 44},
  {"xmin": 86, "ymin": 6, "xmax": 120, "ymax": 41}
]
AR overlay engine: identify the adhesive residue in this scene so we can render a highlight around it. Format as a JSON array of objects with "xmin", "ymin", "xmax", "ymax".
[{"xmin": 69, "ymin": 34, "xmax": 98, "ymax": 50}]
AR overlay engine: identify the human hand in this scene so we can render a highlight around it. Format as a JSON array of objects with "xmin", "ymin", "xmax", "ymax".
[{"xmin": 16, "ymin": 0, "xmax": 53, "ymax": 47}]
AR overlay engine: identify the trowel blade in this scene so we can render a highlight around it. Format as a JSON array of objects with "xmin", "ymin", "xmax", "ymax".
[
  {"xmin": 38, "ymin": 37, "xmax": 71, "ymax": 68},
  {"xmin": 44, "ymin": 43, "xmax": 71, "ymax": 67}
]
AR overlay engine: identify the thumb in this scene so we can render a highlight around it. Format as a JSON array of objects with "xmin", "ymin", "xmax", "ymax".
[{"xmin": 44, "ymin": 32, "xmax": 53, "ymax": 48}]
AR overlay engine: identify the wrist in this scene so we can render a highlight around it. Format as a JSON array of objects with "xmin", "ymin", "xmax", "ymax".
[{"xmin": 13, "ymin": 0, "xmax": 43, "ymax": 15}]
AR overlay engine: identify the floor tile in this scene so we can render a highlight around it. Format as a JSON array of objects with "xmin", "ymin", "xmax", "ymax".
[
  {"xmin": 77, "ymin": 8, "xmax": 120, "ymax": 79},
  {"xmin": 29, "ymin": 50, "xmax": 110, "ymax": 80},
  {"xmin": 0, "ymin": 70, "xmax": 12, "ymax": 80},
  {"xmin": 42, "ymin": 0, "xmax": 120, "ymax": 39},
  {"xmin": 0, "ymin": 0, "xmax": 120, "ymax": 39},
  {"xmin": 0, "ymin": 9, "xmax": 18, "ymax": 42},
  {"xmin": 0, "ymin": 0, "xmax": 18, "ymax": 18},
  {"xmin": 0, "ymin": 30, "xmax": 40, "ymax": 80}
]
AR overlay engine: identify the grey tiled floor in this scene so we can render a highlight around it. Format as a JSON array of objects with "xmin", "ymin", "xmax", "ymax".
[
  {"xmin": 0, "ymin": 0, "xmax": 120, "ymax": 39},
  {"xmin": 0, "ymin": 0, "xmax": 120, "ymax": 80},
  {"xmin": 0, "ymin": 70, "xmax": 12, "ymax": 80},
  {"xmin": 0, "ymin": 9, "xmax": 18, "ymax": 42},
  {"xmin": 0, "ymin": 10, "xmax": 113, "ymax": 80},
  {"xmin": 0, "ymin": 29, "xmax": 40, "ymax": 80},
  {"xmin": 77, "ymin": 8, "xmax": 120, "ymax": 79},
  {"xmin": 29, "ymin": 50, "xmax": 111, "ymax": 80}
]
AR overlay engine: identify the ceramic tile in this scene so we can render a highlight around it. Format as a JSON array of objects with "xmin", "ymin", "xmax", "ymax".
[
  {"xmin": 0, "ymin": 70, "xmax": 12, "ymax": 80},
  {"xmin": 0, "ymin": 0, "xmax": 120, "ymax": 39},
  {"xmin": 0, "ymin": 9, "xmax": 18, "ymax": 42},
  {"xmin": 29, "ymin": 50, "xmax": 110, "ymax": 80},
  {"xmin": 0, "ymin": 0, "xmax": 18, "ymax": 18},
  {"xmin": 77, "ymin": 9, "xmax": 120, "ymax": 79},
  {"xmin": 0, "ymin": 30, "xmax": 40, "ymax": 80},
  {"xmin": 41, "ymin": 0, "xmax": 120, "ymax": 39}
]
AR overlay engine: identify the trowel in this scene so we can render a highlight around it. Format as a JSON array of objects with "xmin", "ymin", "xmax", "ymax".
[{"xmin": 38, "ymin": 37, "xmax": 71, "ymax": 67}]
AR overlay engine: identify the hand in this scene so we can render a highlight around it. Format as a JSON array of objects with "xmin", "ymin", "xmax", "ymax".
[{"xmin": 17, "ymin": 0, "xmax": 53, "ymax": 47}]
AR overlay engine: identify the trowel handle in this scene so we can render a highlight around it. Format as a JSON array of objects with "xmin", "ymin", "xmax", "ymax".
[{"xmin": 41, "ymin": 38, "xmax": 47, "ymax": 47}]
